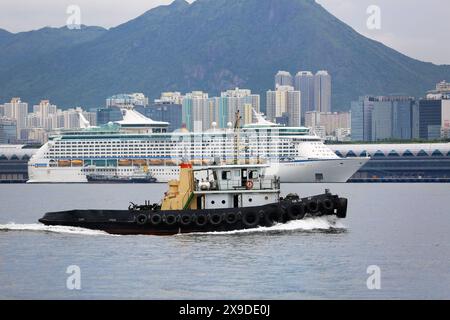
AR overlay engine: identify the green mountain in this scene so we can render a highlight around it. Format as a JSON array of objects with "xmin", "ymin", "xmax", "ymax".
[{"xmin": 0, "ymin": 0, "xmax": 449, "ymax": 111}]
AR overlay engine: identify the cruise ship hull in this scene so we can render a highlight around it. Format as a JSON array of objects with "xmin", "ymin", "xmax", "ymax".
[{"xmin": 28, "ymin": 158, "xmax": 368, "ymax": 183}]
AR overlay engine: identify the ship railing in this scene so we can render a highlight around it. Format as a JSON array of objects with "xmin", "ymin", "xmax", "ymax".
[{"xmin": 196, "ymin": 177, "xmax": 279, "ymax": 192}]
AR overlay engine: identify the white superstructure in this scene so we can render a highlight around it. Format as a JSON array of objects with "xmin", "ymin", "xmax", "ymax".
[{"xmin": 28, "ymin": 109, "xmax": 368, "ymax": 183}]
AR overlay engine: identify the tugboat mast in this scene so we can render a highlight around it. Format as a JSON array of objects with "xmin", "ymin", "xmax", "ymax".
[{"xmin": 234, "ymin": 110, "xmax": 242, "ymax": 165}]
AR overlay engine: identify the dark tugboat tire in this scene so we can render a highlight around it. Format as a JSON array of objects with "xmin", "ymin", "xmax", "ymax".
[
  {"xmin": 225, "ymin": 212, "xmax": 238, "ymax": 225},
  {"xmin": 136, "ymin": 213, "xmax": 148, "ymax": 225},
  {"xmin": 180, "ymin": 213, "xmax": 192, "ymax": 226},
  {"xmin": 263, "ymin": 208, "xmax": 279, "ymax": 226},
  {"xmin": 150, "ymin": 213, "xmax": 162, "ymax": 225},
  {"xmin": 195, "ymin": 213, "xmax": 208, "ymax": 227},
  {"xmin": 306, "ymin": 200, "xmax": 320, "ymax": 214},
  {"xmin": 322, "ymin": 199, "xmax": 334, "ymax": 211},
  {"xmin": 210, "ymin": 213, "xmax": 223, "ymax": 226},
  {"xmin": 287, "ymin": 204, "xmax": 306, "ymax": 220},
  {"xmin": 165, "ymin": 214, "xmax": 177, "ymax": 226},
  {"xmin": 242, "ymin": 211, "xmax": 260, "ymax": 228}
]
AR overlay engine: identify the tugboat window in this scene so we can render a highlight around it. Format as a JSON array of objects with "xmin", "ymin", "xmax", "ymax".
[
  {"xmin": 222, "ymin": 171, "xmax": 231, "ymax": 180},
  {"xmin": 250, "ymin": 171, "xmax": 259, "ymax": 179},
  {"xmin": 222, "ymin": 200, "xmax": 226, "ymax": 204}
]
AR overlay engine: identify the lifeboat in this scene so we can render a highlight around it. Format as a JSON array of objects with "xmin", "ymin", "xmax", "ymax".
[
  {"xmin": 133, "ymin": 159, "xmax": 147, "ymax": 166},
  {"xmin": 118, "ymin": 159, "xmax": 132, "ymax": 166},
  {"xmin": 149, "ymin": 159, "xmax": 163, "ymax": 166},
  {"xmin": 58, "ymin": 160, "xmax": 71, "ymax": 167},
  {"xmin": 71, "ymin": 160, "xmax": 83, "ymax": 167}
]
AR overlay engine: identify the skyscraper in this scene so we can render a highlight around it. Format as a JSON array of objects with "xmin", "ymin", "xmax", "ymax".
[
  {"xmin": 266, "ymin": 86, "xmax": 301, "ymax": 127},
  {"xmin": 144, "ymin": 93, "xmax": 183, "ymax": 132},
  {"xmin": 419, "ymin": 98, "xmax": 450, "ymax": 140},
  {"xmin": 275, "ymin": 71, "xmax": 293, "ymax": 89},
  {"xmin": 352, "ymin": 95, "xmax": 416, "ymax": 141},
  {"xmin": 32, "ymin": 100, "xmax": 58, "ymax": 130},
  {"xmin": 3, "ymin": 98, "xmax": 28, "ymax": 139},
  {"xmin": 182, "ymin": 91, "xmax": 211, "ymax": 132},
  {"xmin": 314, "ymin": 71, "xmax": 332, "ymax": 113},
  {"xmin": 218, "ymin": 88, "xmax": 260, "ymax": 128},
  {"xmin": 351, "ymin": 96, "xmax": 375, "ymax": 141},
  {"xmin": 294, "ymin": 71, "xmax": 315, "ymax": 120},
  {"xmin": 0, "ymin": 118, "xmax": 17, "ymax": 144}
]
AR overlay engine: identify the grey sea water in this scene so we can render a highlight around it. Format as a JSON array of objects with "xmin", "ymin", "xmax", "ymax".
[{"xmin": 0, "ymin": 183, "xmax": 449, "ymax": 299}]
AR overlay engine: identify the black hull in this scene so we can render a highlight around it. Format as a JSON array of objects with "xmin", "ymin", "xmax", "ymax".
[{"xmin": 39, "ymin": 193, "xmax": 347, "ymax": 236}]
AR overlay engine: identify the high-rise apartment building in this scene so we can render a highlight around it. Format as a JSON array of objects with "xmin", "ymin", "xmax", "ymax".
[
  {"xmin": 182, "ymin": 91, "xmax": 211, "ymax": 132},
  {"xmin": 294, "ymin": 71, "xmax": 315, "ymax": 120},
  {"xmin": 106, "ymin": 93, "xmax": 149, "ymax": 108},
  {"xmin": 218, "ymin": 88, "xmax": 260, "ymax": 128},
  {"xmin": 266, "ymin": 86, "xmax": 301, "ymax": 127},
  {"xmin": 3, "ymin": 98, "xmax": 28, "ymax": 139},
  {"xmin": 314, "ymin": 71, "xmax": 331, "ymax": 113},
  {"xmin": 275, "ymin": 71, "xmax": 293, "ymax": 88},
  {"xmin": 305, "ymin": 111, "xmax": 350, "ymax": 137}
]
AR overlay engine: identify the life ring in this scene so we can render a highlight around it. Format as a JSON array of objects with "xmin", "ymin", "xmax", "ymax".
[
  {"xmin": 180, "ymin": 213, "xmax": 193, "ymax": 226},
  {"xmin": 225, "ymin": 212, "xmax": 238, "ymax": 225},
  {"xmin": 195, "ymin": 213, "xmax": 208, "ymax": 227},
  {"xmin": 136, "ymin": 213, "xmax": 148, "ymax": 225},
  {"xmin": 245, "ymin": 180, "xmax": 254, "ymax": 190},
  {"xmin": 150, "ymin": 213, "xmax": 162, "ymax": 225},
  {"xmin": 242, "ymin": 211, "xmax": 259, "ymax": 228},
  {"xmin": 287, "ymin": 204, "xmax": 305, "ymax": 221},
  {"xmin": 164, "ymin": 214, "xmax": 177, "ymax": 226}
]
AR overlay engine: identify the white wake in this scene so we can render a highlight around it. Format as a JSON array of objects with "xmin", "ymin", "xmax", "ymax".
[
  {"xmin": 184, "ymin": 216, "xmax": 347, "ymax": 236},
  {"xmin": 0, "ymin": 223, "xmax": 109, "ymax": 236}
]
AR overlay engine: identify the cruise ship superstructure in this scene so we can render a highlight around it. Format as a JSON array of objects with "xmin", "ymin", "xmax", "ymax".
[{"xmin": 28, "ymin": 108, "xmax": 368, "ymax": 183}]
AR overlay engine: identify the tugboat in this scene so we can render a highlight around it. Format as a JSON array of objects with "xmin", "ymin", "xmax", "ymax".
[{"xmin": 39, "ymin": 162, "xmax": 348, "ymax": 235}]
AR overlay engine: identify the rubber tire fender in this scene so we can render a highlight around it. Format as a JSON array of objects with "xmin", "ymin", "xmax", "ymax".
[
  {"xmin": 195, "ymin": 213, "xmax": 208, "ymax": 227},
  {"xmin": 150, "ymin": 213, "xmax": 162, "ymax": 225},
  {"xmin": 242, "ymin": 211, "xmax": 260, "ymax": 228},
  {"xmin": 165, "ymin": 213, "xmax": 177, "ymax": 226},
  {"xmin": 287, "ymin": 203, "xmax": 306, "ymax": 220},
  {"xmin": 180, "ymin": 213, "xmax": 193, "ymax": 226},
  {"xmin": 210, "ymin": 213, "xmax": 223, "ymax": 226},
  {"xmin": 306, "ymin": 200, "xmax": 320, "ymax": 214},
  {"xmin": 225, "ymin": 212, "xmax": 238, "ymax": 225},
  {"xmin": 136, "ymin": 213, "xmax": 148, "ymax": 225}
]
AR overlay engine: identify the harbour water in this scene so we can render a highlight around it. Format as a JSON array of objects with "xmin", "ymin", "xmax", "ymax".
[{"xmin": 0, "ymin": 183, "xmax": 449, "ymax": 299}]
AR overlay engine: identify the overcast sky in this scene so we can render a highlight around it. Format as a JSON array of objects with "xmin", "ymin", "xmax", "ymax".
[{"xmin": 0, "ymin": 0, "xmax": 448, "ymax": 65}]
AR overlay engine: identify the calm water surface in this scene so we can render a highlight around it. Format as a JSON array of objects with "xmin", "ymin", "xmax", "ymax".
[{"xmin": 0, "ymin": 183, "xmax": 449, "ymax": 299}]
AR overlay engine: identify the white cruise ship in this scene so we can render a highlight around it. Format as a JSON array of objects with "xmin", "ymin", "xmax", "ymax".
[{"xmin": 28, "ymin": 108, "xmax": 368, "ymax": 183}]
